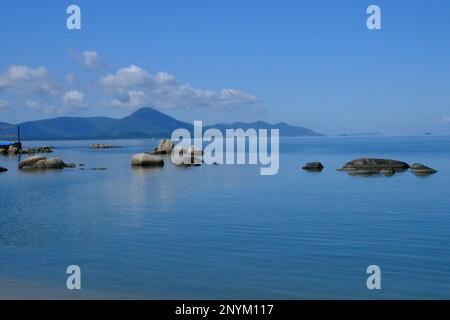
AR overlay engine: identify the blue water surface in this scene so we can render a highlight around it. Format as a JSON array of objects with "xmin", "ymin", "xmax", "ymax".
[{"xmin": 0, "ymin": 136, "xmax": 449, "ymax": 299}]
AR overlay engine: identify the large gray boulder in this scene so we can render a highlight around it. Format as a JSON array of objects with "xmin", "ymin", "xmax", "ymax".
[
  {"xmin": 338, "ymin": 158, "xmax": 410, "ymax": 173},
  {"xmin": 411, "ymin": 163, "xmax": 437, "ymax": 176},
  {"xmin": 152, "ymin": 139, "xmax": 174, "ymax": 155},
  {"xmin": 20, "ymin": 157, "xmax": 65, "ymax": 170},
  {"xmin": 19, "ymin": 155, "xmax": 71, "ymax": 170},
  {"xmin": 131, "ymin": 153, "xmax": 164, "ymax": 167},
  {"xmin": 18, "ymin": 155, "xmax": 46, "ymax": 169}
]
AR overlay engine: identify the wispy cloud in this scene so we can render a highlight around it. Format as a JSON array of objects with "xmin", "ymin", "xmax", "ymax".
[
  {"xmin": 0, "ymin": 65, "xmax": 61, "ymax": 96},
  {"xmin": 62, "ymin": 90, "xmax": 87, "ymax": 108},
  {"xmin": 69, "ymin": 49, "xmax": 105, "ymax": 69},
  {"xmin": 0, "ymin": 52, "xmax": 262, "ymax": 117},
  {"xmin": 100, "ymin": 65, "xmax": 260, "ymax": 110}
]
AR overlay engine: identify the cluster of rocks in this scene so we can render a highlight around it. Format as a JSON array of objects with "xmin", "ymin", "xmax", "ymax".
[
  {"xmin": 1, "ymin": 145, "xmax": 53, "ymax": 155},
  {"xmin": 18, "ymin": 155, "xmax": 76, "ymax": 170},
  {"xmin": 131, "ymin": 140, "xmax": 203, "ymax": 168},
  {"xmin": 301, "ymin": 158, "xmax": 438, "ymax": 177},
  {"xmin": 337, "ymin": 158, "xmax": 436, "ymax": 176},
  {"xmin": 19, "ymin": 146, "xmax": 53, "ymax": 154},
  {"xmin": 90, "ymin": 143, "xmax": 121, "ymax": 149}
]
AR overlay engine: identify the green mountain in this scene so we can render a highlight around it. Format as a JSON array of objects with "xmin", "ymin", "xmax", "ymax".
[
  {"xmin": 18, "ymin": 108, "xmax": 193, "ymax": 140},
  {"xmin": 7, "ymin": 107, "xmax": 320, "ymax": 140}
]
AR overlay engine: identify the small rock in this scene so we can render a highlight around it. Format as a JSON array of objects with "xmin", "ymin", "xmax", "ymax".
[
  {"xmin": 90, "ymin": 143, "xmax": 120, "ymax": 149},
  {"xmin": 91, "ymin": 167, "xmax": 107, "ymax": 171},
  {"xmin": 411, "ymin": 163, "xmax": 437, "ymax": 176},
  {"xmin": 0, "ymin": 167, "xmax": 7, "ymax": 173},
  {"xmin": 131, "ymin": 153, "xmax": 164, "ymax": 167},
  {"xmin": 64, "ymin": 163, "xmax": 77, "ymax": 168},
  {"xmin": 302, "ymin": 162, "xmax": 324, "ymax": 172},
  {"xmin": 152, "ymin": 139, "xmax": 174, "ymax": 155}
]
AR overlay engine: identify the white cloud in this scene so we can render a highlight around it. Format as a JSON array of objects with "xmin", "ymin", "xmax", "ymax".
[
  {"xmin": 110, "ymin": 90, "xmax": 147, "ymax": 108},
  {"xmin": 1, "ymin": 58, "xmax": 261, "ymax": 117},
  {"xmin": 100, "ymin": 65, "xmax": 259, "ymax": 110},
  {"xmin": 83, "ymin": 51, "xmax": 103, "ymax": 68},
  {"xmin": 69, "ymin": 49, "xmax": 104, "ymax": 68},
  {"xmin": 442, "ymin": 116, "xmax": 450, "ymax": 124},
  {"xmin": 154, "ymin": 72, "xmax": 176, "ymax": 84},
  {"xmin": 100, "ymin": 65, "xmax": 151, "ymax": 87},
  {"xmin": 0, "ymin": 65, "xmax": 61, "ymax": 95},
  {"xmin": 62, "ymin": 90, "xmax": 87, "ymax": 107}
]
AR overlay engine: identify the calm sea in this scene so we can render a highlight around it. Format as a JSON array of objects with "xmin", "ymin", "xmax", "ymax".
[{"xmin": 0, "ymin": 136, "xmax": 449, "ymax": 299}]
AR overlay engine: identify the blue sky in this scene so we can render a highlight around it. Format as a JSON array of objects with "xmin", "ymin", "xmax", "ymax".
[{"xmin": 0, "ymin": 0, "xmax": 450, "ymax": 135}]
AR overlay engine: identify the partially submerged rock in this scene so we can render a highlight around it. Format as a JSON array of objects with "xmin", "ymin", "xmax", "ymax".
[
  {"xmin": 19, "ymin": 155, "xmax": 72, "ymax": 170},
  {"xmin": 152, "ymin": 139, "xmax": 174, "ymax": 155},
  {"xmin": 131, "ymin": 153, "xmax": 164, "ymax": 167},
  {"xmin": 90, "ymin": 143, "xmax": 120, "ymax": 149},
  {"xmin": 411, "ymin": 163, "xmax": 437, "ymax": 176},
  {"xmin": 380, "ymin": 168, "xmax": 395, "ymax": 176},
  {"xmin": 18, "ymin": 155, "xmax": 47, "ymax": 169},
  {"xmin": 338, "ymin": 158, "xmax": 410, "ymax": 173},
  {"xmin": 302, "ymin": 162, "xmax": 324, "ymax": 172},
  {"xmin": 0, "ymin": 167, "xmax": 7, "ymax": 173},
  {"xmin": 21, "ymin": 157, "xmax": 65, "ymax": 170},
  {"xmin": 348, "ymin": 169, "xmax": 378, "ymax": 176}
]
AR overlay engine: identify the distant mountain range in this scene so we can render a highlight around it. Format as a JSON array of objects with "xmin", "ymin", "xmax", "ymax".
[{"xmin": 1, "ymin": 107, "xmax": 321, "ymax": 140}]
